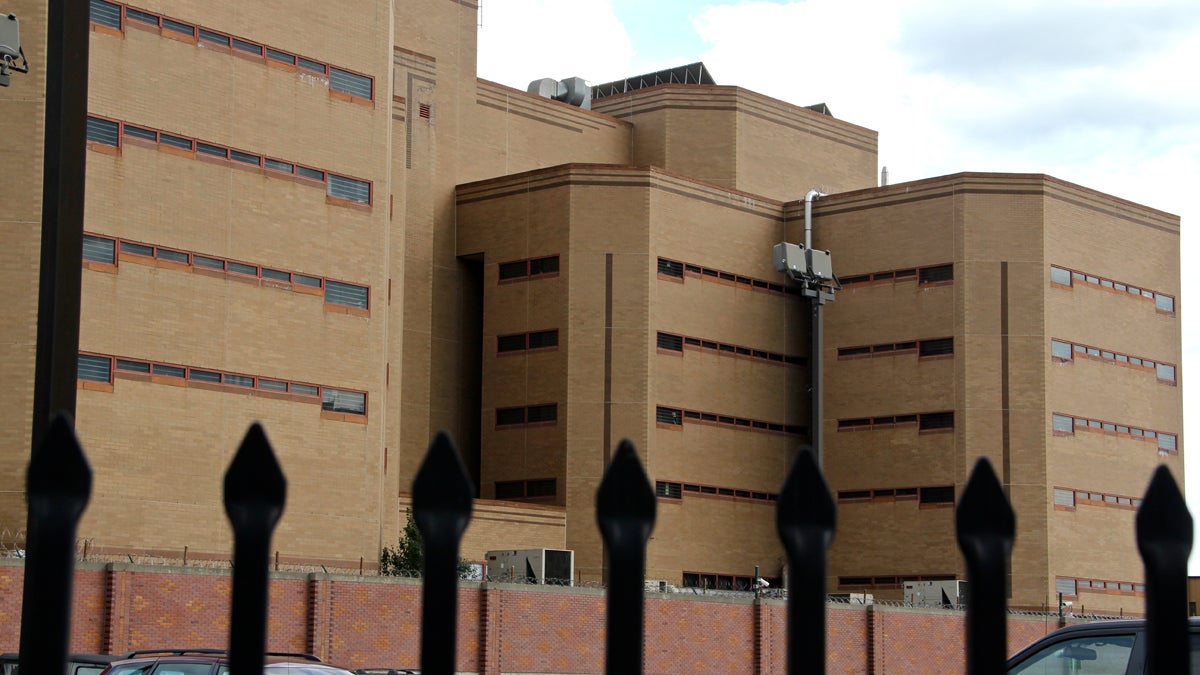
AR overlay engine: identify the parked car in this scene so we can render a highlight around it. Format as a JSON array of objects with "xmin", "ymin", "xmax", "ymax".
[
  {"xmin": 97, "ymin": 649, "xmax": 354, "ymax": 675},
  {"xmin": 1007, "ymin": 618, "xmax": 1200, "ymax": 673},
  {"xmin": 1, "ymin": 652, "xmax": 121, "ymax": 675}
]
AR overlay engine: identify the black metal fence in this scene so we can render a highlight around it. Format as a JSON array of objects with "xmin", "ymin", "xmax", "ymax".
[{"xmin": 14, "ymin": 416, "xmax": 1195, "ymax": 674}]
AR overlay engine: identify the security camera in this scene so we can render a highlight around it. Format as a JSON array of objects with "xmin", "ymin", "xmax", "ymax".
[
  {"xmin": 0, "ymin": 13, "xmax": 30, "ymax": 88},
  {"xmin": 755, "ymin": 578, "xmax": 770, "ymax": 588}
]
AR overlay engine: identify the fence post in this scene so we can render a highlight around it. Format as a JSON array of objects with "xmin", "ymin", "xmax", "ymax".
[
  {"xmin": 596, "ymin": 439, "xmax": 656, "ymax": 675},
  {"xmin": 224, "ymin": 423, "xmax": 287, "ymax": 675},
  {"xmin": 775, "ymin": 446, "xmax": 836, "ymax": 675},
  {"xmin": 1135, "ymin": 465, "xmax": 1193, "ymax": 675},
  {"xmin": 955, "ymin": 457, "xmax": 1014, "ymax": 675},
  {"xmin": 413, "ymin": 431, "xmax": 475, "ymax": 675},
  {"xmin": 17, "ymin": 414, "xmax": 92, "ymax": 675}
]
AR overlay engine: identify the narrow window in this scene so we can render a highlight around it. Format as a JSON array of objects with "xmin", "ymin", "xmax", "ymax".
[
  {"xmin": 77, "ymin": 354, "xmax": 111, "ymax": 382},
  {"xmin": 1050, "ymin": 266, "xmax": 1072, "ymax": 285},
  {"xmin": 296, "ymin": 166, "xmax": 325, "ymax": 181},
  {"xmin": 290, "ymin": 383, "xmax": 319, "ymax": 397},
  {"xmin": 230, "ymin": 150, "xmax": 261, "ymax": 166},
  {"xmin": 527, "ymin": 329, "xmax": 558, "ymax": 349},
  {"xmin": 226, "ymin": 261, "xmax": 258, "ymax": 277},
  {"xmin": 124, "ymin": 8, "xmax": 157, "ymax": 25},
  {"xmin": 224, "ymin": 374, "xmax": 254, "ymax": 388},
  {"xmin": 327, "ymin": 175, "xmax": 371, "ymax": 204},
  {"xmin": 193, "ymin": 255, "xmax": 225, "ymax": 270},
  {"xmin": 1052, "ymin": 414, "xmax": 1074, "ymax": 433},
  {"xmin": 89, "ymin": 0, "xmax": 121, "ymax": 29},
  {"xmin": 258, "ymin": 379, "xmax": 288, "ymax": 392},
  {"xmin": 82, "ymin": 235, "xmax": 116, "ymax": 264},
  {"xmin": 116, "ymin": 359, "xmax": 150, "ymax": 374},
  {"xmin": 122, "ymin": 125, "xmax": 157, "ymax": 142},
  {"xmin": 329, "ymin": 67, "xmax": 374, "ymax": 99},
  {"xmin": 196, "ymin": 142, "xmax": 228, "ymax": 158},
  {"xmin": 1156, "ymin": 363, "xmax": 1176, "ymax": 382},
  {"xmin": 232, "ymin": 38, "xmax": 262, "ymax": 56},
  {"xmin": 1050, "ymin": 340, "xmax": 1073, "ymax": 360},
  {"xmin": 498, "ymin": 261, "xmax": 528, "ymax": 280},
  {"xmin": 161, "ymin": 18, "xmax": 194, "ymax": 37},
  {"xmin": 657, "ymin": 258, "xmax": 684, "ymax": 278},
  {"xmin": 526, "ymin": 403, "xmax": 557, "ymax": 423},
  {"xmin": 918, "ymin": 337, "xmax": 954, "ymax": 357},
  {"xmin": 655, "ymin": 482, "xmax": 682, "ymax": 499},
  {"xmin": 293, "ymin": 274, "xmax": 322, "ymax": 288},
  {"xmin": 656, "ymin": 406, "xmax": 682, "ymax": 426},
  {"xmin": 159, "ymin": 133, "xmax": 193, "ymax": 151},
  {"xmin": 529, "ymin": 256, "xmax": 559, "ymax": 276},
  {"xmin": 322, "ymin": 388, "xmax": 366, "ymax": 415},
  {"xmin": 261, "ymin": 268, "xmax": 290, "ymax": 282},
  {"xmin": 495, "ymin": 481, "xmax": 525, "ymax": 499},
  {"xmin": 497, "ymin": 334, "xmax": 527, "ymax": 353},
  {"xmin": 838, "ymin": 346, "xmax": 871, "ymax": 358},
  {"xmin": 86, "ymin": 116, "xmax": 119, "ymax": 147},
  {"xmin": 919, "ymin": 486, "xmax": 954, "ymax": 504},
  {"xmin": 198, "ymin": 29, "xmax": 230, "ymax": 46},
  {"xmin": 325, "ymin": 280, "xmax": 369, "ymax": 309},
  {"xmin": 1055, "ymin": 578, "xmax": 1077, "ymax": 596},
  {"xmin": 297, "ymin": 56, "xmax": 326, "ymax": 74},
  {"xmin": 1156, "ymin": 294, "xmax": 1175, "ymax": 313},
  {"xmin": 152, "ymin": 364, "xmax": 185, "ymax": 378},
  {"xmin": 264, "ymin": 158, "xmax": 293, "ymax": 173},
  {"xmin": 119, "ymin": 241, "xmax": 153, "ymax": 257},
  {"xmin": 1053, "ymin": 488, "xmax": 1075, "ymax": 508},
  {"xmin": 919, "ymin": 411, "xmax": 954, "ymax": 430},
  {"xmin": 526, "ymin": 479, "xmax": 556, "ymax": 497},
  {"xmin": 188, "ymin": 369, "xmax": 221, "ymax": 383},
  {"xmin": 1159, "ymin": 434, "xmax": 1177, "ymax": 452},
  {"xmin": 918, "ymin": 264, "xmax": 953, "ymax": 284},
  {"xmin": 266, "ymin": 48, "xmax": 295, "ymax": 65}
]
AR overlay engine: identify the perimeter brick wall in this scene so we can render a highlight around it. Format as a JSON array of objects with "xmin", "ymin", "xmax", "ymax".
[{"xmin": 0, "ymin": 560, "xmax": 1075, "ymax": 674}]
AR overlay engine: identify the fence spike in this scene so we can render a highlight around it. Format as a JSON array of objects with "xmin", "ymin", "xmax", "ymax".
[
  {"xmin": 955, "ymin": 457, "xmax": 1014, "ymax": 675},
  {"xmin": 596, "ymin": 439, "xmax": 656, "ymax": 675},
  {"xmin": 1136, "ymin": 465, "xmax": 1193, "ymax": 675},
  {"xmin": 18, "ymin": 414, "xmax": 92, "ymax": 675},
  {"xmin": 413, "ymin": 431, "xmax": 474, "ymax": 675},
  {"xmin": 775, "ymin": 446, "xmax": 836, "ymax": 675},
  {"xmin": 224, "ymin": 423, "xmax": 286, "ymax": 675}
]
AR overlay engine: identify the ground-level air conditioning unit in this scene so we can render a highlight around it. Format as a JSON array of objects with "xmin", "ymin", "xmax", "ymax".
[{"xmin": 485, "ymin": 548, "xmax": 574, "ymax": 585}]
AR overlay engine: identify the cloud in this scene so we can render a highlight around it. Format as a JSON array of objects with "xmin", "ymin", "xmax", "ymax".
[{"xmin": 476, "ymin": 0, "xmax": 636, "ymax": 89}]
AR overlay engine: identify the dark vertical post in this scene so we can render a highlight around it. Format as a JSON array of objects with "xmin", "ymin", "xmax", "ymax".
[
  {"xmin": 955, "ymin": 458, "xmax": 1015, "ymax": 675},
  {"xmin": 224, "ymin": 424, "xmax": 287, "ymax": 675},
  {"xmin": 17, "ymin": 415, "xmax": 92, "ymax": 675},
  {"xmin": 1136, "ymin": 465, "xmax": 1192, "ymax": 675},
  {"xmin": 811, "ymin": 299, "xmax": 824, "ymax": 466},
  {"xmin": 775, "ymin": 446, "xmax": 836, "ymax": 675},
  {"xmin": 413, "ymin": 432, "xmax": 475, "ymax": 675},
  {"xmin": 31, "ymin": 0, "xmax": 90, "ymax": 452},
  {"xmin": 596, "ymin": 439, "xmax": 656, "ymax": 675}
]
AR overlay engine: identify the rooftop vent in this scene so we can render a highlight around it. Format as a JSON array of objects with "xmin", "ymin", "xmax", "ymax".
[
  {"xmin": 591, "ymin": 62, "xmax": 715, "ymax": 100},
  {"xmin": 527, "ymin": 76, "xmax": 592, "ymax": 109}
]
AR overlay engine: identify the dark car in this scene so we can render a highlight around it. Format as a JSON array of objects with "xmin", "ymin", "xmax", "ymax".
[
  {"xmin": 98, "ymin": 649, "xmax": 355, "ymax": 675},
  {"xmin": 1, "ymin": 652, "xmax": 121, "ymax": 675},
  {"xmin": 1007, "ymin": 618, "xmax": 1200, "ymax": 673}
]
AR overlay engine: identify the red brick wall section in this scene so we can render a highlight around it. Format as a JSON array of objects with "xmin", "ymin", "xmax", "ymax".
[
  {"xmin": 645, "ymin": 596, "xmax": 755, "ymax": 674},
  {"xmin": 0, "ymin": 562, "xmax": 1126, "ymax": 673},
  {"xmin": 496, "ymin": 587, "xmax": 606, "ymax": 674}
]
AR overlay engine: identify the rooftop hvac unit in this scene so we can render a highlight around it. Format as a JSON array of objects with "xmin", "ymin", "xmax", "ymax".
[
  {"xmin": 485, "ymin": 548, "xmax": 574, "ymax": 585},
  {"xmin": 903, "ymin": 579, "xmax": 968, "ymax": 608}
]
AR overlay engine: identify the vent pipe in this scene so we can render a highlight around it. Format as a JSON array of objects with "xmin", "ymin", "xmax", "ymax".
[{"xmin": 881, "ymin": 166, "xmax": 888, "ymax": 186}]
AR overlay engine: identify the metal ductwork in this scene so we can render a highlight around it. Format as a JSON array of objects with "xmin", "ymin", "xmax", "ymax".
[{"xmin": 526, "ymin": 76, "xmax": 592, "ymax": 109}]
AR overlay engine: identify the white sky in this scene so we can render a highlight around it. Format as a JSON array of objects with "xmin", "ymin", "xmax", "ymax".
[{"xmin": 477, "ymin": 0, "xmax": 1200, "ymax": 571}]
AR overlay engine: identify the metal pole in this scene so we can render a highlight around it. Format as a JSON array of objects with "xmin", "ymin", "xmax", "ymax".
[
  {"xmin": 811, "ymin": 298, "xmax": 823, "ymax": 467},
  {"xmin": 31, "ymin": 0, "xmax": 89, "ymax": 451}
]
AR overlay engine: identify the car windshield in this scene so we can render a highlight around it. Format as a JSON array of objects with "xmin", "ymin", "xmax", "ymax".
[
  {"xmin": 1009, "ymin": 634, "xmax": 1135, "ymax": 674},
  {"xmin": 263, "ymin": 666, "xmax": 356, "ymax": 675}
]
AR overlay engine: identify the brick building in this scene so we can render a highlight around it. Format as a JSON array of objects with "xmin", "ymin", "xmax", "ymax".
[{"xmin": 0, "ymin": 0, "xmax": 1180, "ymax": 614}]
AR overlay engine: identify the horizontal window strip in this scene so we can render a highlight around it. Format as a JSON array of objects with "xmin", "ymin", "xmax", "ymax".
[
  {"xmin": 495, "ymin": 403, "xmax": 558, "ymax": 427},
  {"xmin": 497, "ymin": 255, "xmax": 560, "ymax": 282},
  {"xmin": 839, "ymin": 263, "xmax": 953, "ymax": 288},
  {"xmin": 656, "ymin": 256, "xmax": 798, "ymax": 297},
  {"xmin": 495, "ymin": 478, "xmax": 556, "ymax": 500},
  {"xmin": 682, "ymin": 572, "xmax": 781, "ymax": 592},
  {"xmin": 837, "ymin": 574, "xmax": 957, "ymax": 590},
  {"xmin": 87, "ymin": 0, "xmax": 374, "ymax": 101},
  {"xmin": 1052, "ymin": 486, "xmax": 1142, "ymax": 511},
  {"xmin": 656, "ymin": 480, "xmax": 778, "ymax": 503},
  {"xmin": 657, "ymin": 331, "xmax": 805, "ymax": 366},
  {"xmin": 77, "ymin": 352, "xmax": 367, "ymax": 417},
  {"xmin": 85, "ymin": 114, "xmax": 372, "ymax": 206},
  {"xmin": 656, "ymin": 405, "xmax": 804, "ymax": 436},
  {"xmin": 838, "ymin": 336, "xmax": 953, "ymax": 360},
  {"xmin": 1050, "ymin": 264, "xmax": 1175, "ymax": 314},
  {"xmin": 1051, "ymin": 411, "xmax": 1177, "ymax": 452},
  {"xmin": 1050, "ymin": 338, "xmax": 1175, "ymax": 383},
  {"xmin": 497, "ymin": 329, "xmax": 559, "ymax": 353},
  {"xmin": 1054, "ymin": 575, "xmax": 1145, "ymax": 598},
  {"xmin": 837, "ymin": 411, "xmax": 954, "ymax": 432},
  {"xmin": 82, "ymin": 232, "xmax": 370, "ymax": 312},
  {"xmin": 837, "ymin": 485, "xmax": 954, "ymax": 505}
]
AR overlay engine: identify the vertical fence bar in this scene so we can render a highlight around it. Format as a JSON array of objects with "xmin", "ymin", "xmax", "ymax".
[
  {"xmin": 413, "ymin": 432, "xmax": 475, "ymax": 675},
  {"xmin": 775, "ymin": 447, "xmax": 836, "ymax": 675},
  {"xmin": 596, "ymin": 439, "xmax": 656, "ymax": 675},
  {"xmin": 17, "ymin": 415, "xmax": 92, "ymax": 675},
  {"xmin": 1136, "ymin": 465, "xmax": 1193, "ymax": 674},
  {"xmin": 955, "ymin": 457, "xmax": 1014, "ymax": 675},
  {"xmin": 224, "ymin": 424, "xmax": 286, "ymax": 675}
]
